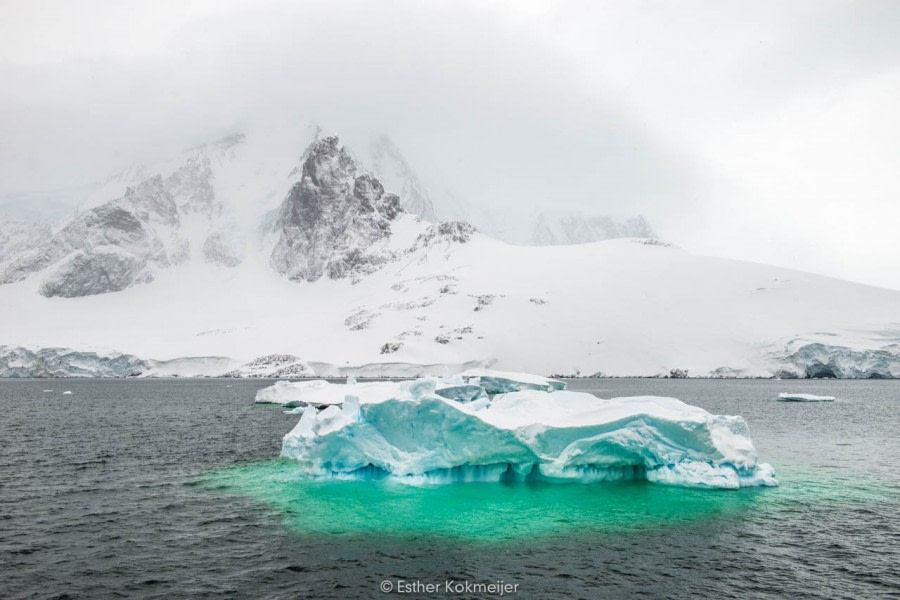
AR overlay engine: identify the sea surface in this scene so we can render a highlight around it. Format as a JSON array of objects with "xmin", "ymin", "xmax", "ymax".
[{"xmin": 1, "ymin": 378, "xmax": 898, "ymax": 599}]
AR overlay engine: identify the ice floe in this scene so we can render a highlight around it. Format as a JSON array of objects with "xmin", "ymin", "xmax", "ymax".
[{"xmin": 778, "ymin": 392, "xmax": 835, "ymax": 402}]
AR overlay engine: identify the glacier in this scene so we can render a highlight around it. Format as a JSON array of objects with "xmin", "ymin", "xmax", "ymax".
[
  {"xmin": 774, "ymin": 342, "xmax": 900, "ymax": 379},
  {"xmin": 278, "ymin": 372, "xmax": 777, "ymax": 489}
]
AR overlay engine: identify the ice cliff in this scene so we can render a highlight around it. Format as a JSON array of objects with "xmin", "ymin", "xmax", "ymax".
[
  {"xmin": 278, "ymin": 371, "xmax": 777, "ymax": 489},
  {"xmin": 774, "ymin": 342, "xmax": 900, "ymax": 379},
  {"xmin": 0, "ymin": 345, "xmax": 149, "ymax": 378}
]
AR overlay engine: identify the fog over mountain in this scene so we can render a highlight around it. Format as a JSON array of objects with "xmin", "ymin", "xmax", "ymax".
[{"xmin": 1, "ymin": 0, "xmax": 899, "ymax": 288}]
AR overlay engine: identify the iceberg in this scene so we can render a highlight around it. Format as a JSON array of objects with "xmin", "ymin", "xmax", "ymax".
[
  {"xmin": 778, "ymin": 392, "xmax": 835, "ymax": 402},
  {"xmin": 279, "ymin": 374, "xmax": 777, "ymax": 490},
  {"xmin": 255, "ymin": 379, "xmax": 404, "ymax": 408}
]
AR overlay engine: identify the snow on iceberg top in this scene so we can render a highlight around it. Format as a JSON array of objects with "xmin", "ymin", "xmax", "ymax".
[
  {"xmin": 254, "ymin": 369, "xmax": 566, "ymax": 406},
  {"xmin": 277, "ymin": 373, "xmax": 777, "ymax": 490},
  {"xmin": 255, "ymin": 379, "xmax": 402, "ymax": 407},
  {"xmin": 778, "ymin": 392, "xmax": 835, "ymax": 402},
  {"xmin": 457, "ymin": 369, "xmax": 566, "ymax": 393}
]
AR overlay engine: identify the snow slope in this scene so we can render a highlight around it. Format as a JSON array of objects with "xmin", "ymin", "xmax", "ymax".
[{"xmin": 1, "ymin": 225, "xmax": 898, "ymax": 377}]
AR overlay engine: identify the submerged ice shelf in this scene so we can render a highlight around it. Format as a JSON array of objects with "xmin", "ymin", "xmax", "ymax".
[{"xmin": 272, "ymin": 371, "xmax": 777, "ymax": 490}]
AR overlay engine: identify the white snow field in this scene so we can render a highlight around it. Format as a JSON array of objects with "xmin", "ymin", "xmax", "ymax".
[
  {"xmin": 278, "ymin": 374, "xmax": 777, "ymax": 489},
  {"xmin": 777, "ymin": 393, "xmax": 836, "ymax": 402},
  {"xmin": 2, "ymin": 226, "xmax": 899, "ymax": 378}
]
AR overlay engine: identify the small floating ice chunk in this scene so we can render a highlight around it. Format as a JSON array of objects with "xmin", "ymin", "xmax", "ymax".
[
  {"xmin": 778, "ymin": 392, "xmax": 835, "ymax": 402},
  {"xmin": 255, "ymin": 379, "xmax": 402, "ymax": 408},
  {"xmin": 254, "ymin": 380, "xmax": 331, "ymax": 406}
]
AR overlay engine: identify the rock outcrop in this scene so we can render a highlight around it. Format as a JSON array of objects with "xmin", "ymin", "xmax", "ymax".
[
  {"xmin": 270, "ymin": 136, "xmax": 404, "ymax": 282},
  {"xmin": 409, "ymin": 221, "xmax": 476, "ymax": 252}
]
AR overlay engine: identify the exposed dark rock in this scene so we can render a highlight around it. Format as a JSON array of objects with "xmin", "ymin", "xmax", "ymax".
[
  {"xmin": 221, "ymin": 354, "xmax": 313, "ymax": 378},
  {"xmin": 40, "ymin": 249, "xmax": 152, "ymax": 298},
  {"xmin": 471, "ymin": 294, "xmax": 496, "ymax": 311},
  {"xmin": 409, "ymin": 221, "xmax": 476, "ymax": 251},
  {"xmin": 270, "ymin": 136, "xmax": 403, "ymax": 282},
  {"xmin": 380, "ymin": 342, "xmax": 402, "ymax": 354}
]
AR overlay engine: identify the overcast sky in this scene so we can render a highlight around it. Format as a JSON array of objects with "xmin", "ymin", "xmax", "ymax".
[{"xmin": 1, "ymin": 0, "xmax": 899, "ymax": 289}]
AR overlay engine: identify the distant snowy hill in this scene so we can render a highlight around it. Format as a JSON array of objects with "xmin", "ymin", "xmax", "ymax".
[
  {"xmin": 529, "ymin": 212, "xmax": 654, "ymax": 245},
  {"xmin": 358, "ymin": 134, "xmax": 655, "ymax": 246},
  {"xmin": 0, "ymin": 132, "xmax": 898, "ymax": 378}
]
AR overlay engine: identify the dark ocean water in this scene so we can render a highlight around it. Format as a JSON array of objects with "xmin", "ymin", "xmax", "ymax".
[{"xmin": 1, "ymin": 378, "xmax": 898, "ymax": 599}]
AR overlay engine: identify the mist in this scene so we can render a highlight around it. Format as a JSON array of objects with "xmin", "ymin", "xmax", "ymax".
[{"xmin": 1, "ymin": 0, "xmax": 898, "ymax": 288}]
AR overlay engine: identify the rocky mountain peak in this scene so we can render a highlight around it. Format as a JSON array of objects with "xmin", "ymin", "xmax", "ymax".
[
  {"xmin": 303, "ymin": 136, "xmax": 356, "ymax": 188},
  {"xmin": 270, "ymin": 136, "xmax": 405, "ymax": 282}
]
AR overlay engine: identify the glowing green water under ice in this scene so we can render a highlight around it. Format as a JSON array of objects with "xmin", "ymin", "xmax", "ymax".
[{"xmin": 200, "ymin": 459, "xmax": 886, "ymax": 542}]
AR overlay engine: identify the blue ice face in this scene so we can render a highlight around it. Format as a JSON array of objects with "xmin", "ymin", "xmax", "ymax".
[{"xmin": 276, "ymin": 372, "xmax": 777, "ymax": 490}]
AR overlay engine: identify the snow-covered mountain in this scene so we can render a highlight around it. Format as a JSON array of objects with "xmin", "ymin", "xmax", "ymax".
[
  {"xmin": 0, "ymin": 137, "xmax": 247, "ymax": 297},
  {"xmin": 358, "ymin": 134, "xmax": 655, "ymax": 246},
  {"xmin": 1, "ymin": 132, "xmax": 899, "ymax": 378},
  {"xmin": 529, "ymin": 212, "xmax": 654, "ymax": 245},
  {"xmin": 271, "ymin": 136, "xmax": 405, "ymax": 282},
  {"xmin": 363, "ymin": 134, "xmax": 438, "ymax": 222},
  {"xmin": 0, "ymin": 215, "xmax": 52, "ymax": 264}
]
